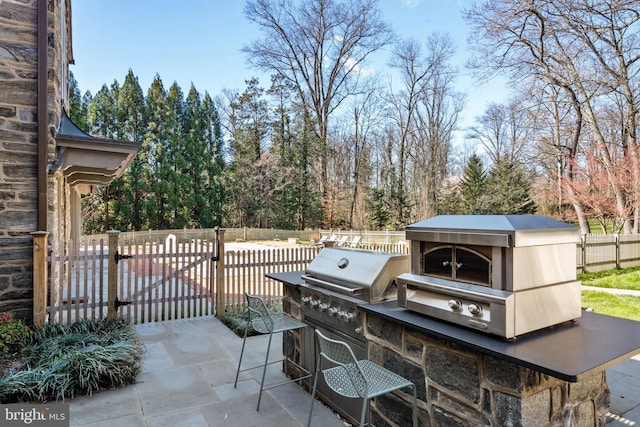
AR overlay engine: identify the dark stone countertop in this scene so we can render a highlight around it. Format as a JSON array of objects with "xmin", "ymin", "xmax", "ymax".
[
  {"xmin": 361, "ymin": 301, "xmax": 640, "ymax": 382},
  {"xmin": 267, "ymin": 271, "xmax": 306, "ymax": 287},
  {"xmin": 267, "ymin": 270, "xmax": 640, "ymax": 382}
]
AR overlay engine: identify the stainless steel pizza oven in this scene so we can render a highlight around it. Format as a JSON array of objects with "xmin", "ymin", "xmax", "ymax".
[{"xmin": 396, "ymin": 215, "xmax": 582, "ymax": 339}]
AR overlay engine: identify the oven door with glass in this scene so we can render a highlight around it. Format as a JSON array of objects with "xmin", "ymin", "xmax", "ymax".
[{"xmin": 421, "ymin": 242, "xmax": 494, "ymax": 287}]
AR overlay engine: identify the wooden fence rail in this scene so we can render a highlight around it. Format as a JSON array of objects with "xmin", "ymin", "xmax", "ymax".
[{"xmin": 578, "ymin": 234, "xmax": 640, "ymax": 272}]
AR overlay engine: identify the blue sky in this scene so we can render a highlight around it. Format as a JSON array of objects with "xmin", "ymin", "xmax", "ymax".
[{"xmin": 71, "ymin": 0, "xmax": 507, "ymax": 130}]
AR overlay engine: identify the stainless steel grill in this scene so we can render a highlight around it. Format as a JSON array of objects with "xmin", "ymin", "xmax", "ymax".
[
  {"xmin": 301, "ymin": 247, "xmax": 410, "ymax": 303},
  {"xmin": 298, "ymin": 247, "xmax": 409, "ymax": 425},
  {"xmin": 396, "ymin": 215, "xmax": 582, "ymax": 339}
]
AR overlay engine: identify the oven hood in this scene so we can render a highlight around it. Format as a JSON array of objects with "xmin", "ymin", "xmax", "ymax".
[{"xmin": 405, "ymin": 215, "xmax": 580, "ymax": 247}]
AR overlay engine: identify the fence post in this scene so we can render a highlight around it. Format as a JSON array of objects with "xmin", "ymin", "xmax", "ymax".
[
  {"xmin": 615, "ymin": 233, "xmax": 620, "ymax": 269},
  {"xmin": 32, "ymin": 231, "xmax": 49, "ymax": 327},
  {"xmin": 107, "ymin": 230, "xmax": 120, "ymax": 320},
  {"xmin": 581, "ymin": 234, "xmax": 587, "ymax": 273},
  {"xmin": 215, "ymin": 228, "xmax": 226, "ymax": 316}
]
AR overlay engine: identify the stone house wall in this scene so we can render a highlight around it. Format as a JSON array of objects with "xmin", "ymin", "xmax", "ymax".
[{"xmin": 0, "ymin": 0, "xmax": 68, "ymax": 322}]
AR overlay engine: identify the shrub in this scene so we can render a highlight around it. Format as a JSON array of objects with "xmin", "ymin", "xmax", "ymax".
[
  {"xmin": 0, "ymin": 313, "xmax": 31, "ymax": 355},
  {"xmin": 218, "ymin": 304, "xmax": 283, "ymax": 337},
  {"xmin": 218, "ymin": 310, "xmax": 255, "ymax": 337}
]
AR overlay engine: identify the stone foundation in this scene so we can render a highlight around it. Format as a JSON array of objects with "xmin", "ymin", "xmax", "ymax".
[
  {"xmin": 365, "ymin": 314, "xmax": 610, "ymax": 427},
  {"xmin": 282, "ymin": 283, "xmax": 610, "ymax": 426},
  {"xmin": 282, "ymin": 285, "xmax": 307, "ymax": 380}
]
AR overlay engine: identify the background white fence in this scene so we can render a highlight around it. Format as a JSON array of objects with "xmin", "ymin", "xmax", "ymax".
[{"xmin": 48, "ymin": 228, "xmax": 640, "ymax": 324}]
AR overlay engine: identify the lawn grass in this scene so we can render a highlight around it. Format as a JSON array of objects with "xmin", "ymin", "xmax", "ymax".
[
  {"xmin": 579, "ymin": 266, "xmax": 640, "ymax": 290},
  {"xmin": 581, "ymin": 291, "xmax": 640, "ymax": 321},
  {"xmin": 579, "ymin": 266, "xmax": 640, "ymax": 321}
]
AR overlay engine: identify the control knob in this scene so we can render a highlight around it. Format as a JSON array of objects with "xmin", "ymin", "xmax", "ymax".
[
  {"xmin": 301, "ymin": 296, "xmax": 312, "ymax": 305},
  {"xmin": 328, "ymin": 307, "xmax": 339, "ymax": 316},
  {"xmin": 319, "ymin": 303, "xmax": 329, "ymax": 312},
  {"xmin": 309, "ymin": 299, "xmax": 319, "ymax": 308},
  {"xmin": 342, "ymin": 312, "xmax": 354, "ymax": 322},
  {"xmin": 448, "ymin": 299, "xmax": 462, "ymax": 312},
  {"xmin": 467, "ymin": 303, "xmax": 483, "ymax": 317}
]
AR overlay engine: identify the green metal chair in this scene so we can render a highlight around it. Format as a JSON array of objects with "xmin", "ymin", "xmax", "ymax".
[
  {"xmin": 234, "ymin": 293, "xmax": 312, "ymax": 411},
  {"xmin": 307, "ymin": 329, "xmax": 417, "ymax": 427}
]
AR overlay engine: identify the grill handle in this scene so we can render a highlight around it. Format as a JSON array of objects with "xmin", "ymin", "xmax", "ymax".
[{"xmin": 301, "ymin": 274, "xmax": 363, "ymax": 297}]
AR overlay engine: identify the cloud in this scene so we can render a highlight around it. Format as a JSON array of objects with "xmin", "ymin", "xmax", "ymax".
[
  {"xmin": 403, "ymin": 0, "xmax": 421, "ymax": 7},
  {"xmin": 344, "ymin": 57, "xmax": 375, "ymax": 77}
]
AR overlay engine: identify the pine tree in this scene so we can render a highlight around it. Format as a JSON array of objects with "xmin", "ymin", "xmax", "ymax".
[
  {"xmin": 165, "ymin": 82, "xmax": 190, "ymax": 228},
  {"xmin": 145, "ymin": 74, "xmax": 171, "ymax": 229},
  {"xmin": 476, "ymin": 159, "xmax": 537, "ymax": 214},
  {"xmin": 86, "ymin": 81, "xmax": 121, "ymax": 230},
  {"xmin": 87, "ymin": 82, "xmax": 119, "ymax": 139},
  {"xmin": 68, "ymin": 71, "xmax": 90, "ymax": 132},
  {"xmin": 227, "ymin": 78, "xmax": 269, "ymax": 227},
  {"xmin": 266, "ymin": 75, "xmax": 321, "ymax": 229},
  {"xmin": 368, "ymin": 188, "xmax": 390, "ymax": 229},
  {"xmin": 459, "ymin": 154, "xmax": 487, "ymax": 214},
  {"xmin": 201, "ymin": 92, "xmax": 226, "ymax": 227},
  {"xmin": 118, "ymin": 70, "xmax": 148, "ymax": 230}
]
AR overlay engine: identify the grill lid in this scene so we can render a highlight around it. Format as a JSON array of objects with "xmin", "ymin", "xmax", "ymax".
[{"xmin": 302, "ymin": 248, "xmax": 409, "ymax": 302}]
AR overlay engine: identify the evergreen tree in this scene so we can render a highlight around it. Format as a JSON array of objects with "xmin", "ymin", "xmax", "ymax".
[
  {"xmin": 183, "ymin": 85, "xmax": 207, "ymax": 226},
  {"xmin": 368, "ymin": 188, "xmax": 390, "ymax": 229},
  {"xmin": 265, "ymin": 75, "xmax": 321, "ymax": 230},
  {"xmin": 87, "ymin": 82, "xmax": 119, "ymax": 139},
  {"xmin": 459, "ymin": 154, "xmax": 487, "ymax": 214},
  {"xmin": 145, "ymin": 74, "xmax": 171, "ymax": 229},
  {"xmin": 201, "ymin": 92, "xmax": 226, "ymax": 227},
  {"xmin": 475, "ymin": 159, "xmax": 537, "ymax": 214},
  {"xmin": 68, "ymin": 71, "xmax": 90, "ymax": 131},
  {"xmin": 165, "ymin": 82, "xmax": 190, "ymax": 228},
  {"xmin": 118, "ymin": 70, "xmax": 148, "ymax": 230},
  {"xmin": 227, "ymin": 78, "xmax": 269, "ymax": 227},
  {"xmin": 86, "ymin": 81, "xmax": 122, "ymax": 230}
]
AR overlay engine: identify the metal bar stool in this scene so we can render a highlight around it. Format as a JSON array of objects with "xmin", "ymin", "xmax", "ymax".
[
  {"xmin": 307, "ymin": 329, "xmax": 418, "ymax": 427},
  {"xmin": 234, "ymin": 293, "xmax": 312, "ymax": 410}
]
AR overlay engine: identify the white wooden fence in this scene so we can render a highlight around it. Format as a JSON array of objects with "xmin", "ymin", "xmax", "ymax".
[{"xmin": 45, "ymin": 229, "xmax": 640, "ymax": 324}]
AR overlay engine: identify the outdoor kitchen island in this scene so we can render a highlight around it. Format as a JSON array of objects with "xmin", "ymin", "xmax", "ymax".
[{"xmin": 269, "ymin": 270, "xmax": 640, "ymax": 427}]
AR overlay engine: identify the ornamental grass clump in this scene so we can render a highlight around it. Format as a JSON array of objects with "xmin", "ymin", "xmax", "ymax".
[
  {"xmin": 0, "ymin": 318, "xmax": 143, "ymax": 403},
  {"xmin": 218, "ymin": 310, "xmax": 256, "ymax": 337},
  {"xmin": 218, "ymin": 304, "xmax": 283, "ymax": 337}
]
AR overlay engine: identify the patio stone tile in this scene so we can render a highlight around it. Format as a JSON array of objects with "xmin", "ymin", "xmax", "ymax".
[
  {"xmin": 199, "ymin": 391, "xmax": 301, "ymax": 427},
  {"xmin": 164, "ymin": 335, "xmax": 227, "ymax": 366},
  {"xmin": 139, "ymin": 341, "xmax": 174, "ymax": 373},
  {"xmin": 145, "ymin": 407, "xmax": 209, "ymax": 427},
  {"xmin": 135, "ymin": 365, "xmax": 220, "ymax": 417},
  {"xmin": 68, "ymin": 385, "xmax": 141, "ymax": 425},
  {"xmin": 198, "ymin": 358, "xmax": 250, "ymax": 386}
]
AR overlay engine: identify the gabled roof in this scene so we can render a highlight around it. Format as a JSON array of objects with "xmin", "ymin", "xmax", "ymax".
[{"xmin": 54, "ymin": 109, "xmax": 141, "ymax": 186}]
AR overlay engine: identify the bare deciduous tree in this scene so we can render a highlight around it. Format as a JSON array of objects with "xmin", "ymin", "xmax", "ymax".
[
  {"xmin": 466, "ymin": 99, "xmax": 533, "ymax": 166},
  {"xmin": 384, "ymin": 33, "xmax": 463, "ymax": 223},
  {"xmin": 243, "ymin": 0, "xmax": 394, "ymax": 226},
  {"xmin": 465, "ymin": 0, "xmax": 640, "ymax": 233}
]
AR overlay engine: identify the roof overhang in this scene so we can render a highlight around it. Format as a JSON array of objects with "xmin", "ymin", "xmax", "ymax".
[{"xmin": 54, "ymin": 110, "xmax": 141, "ymax": 187}]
